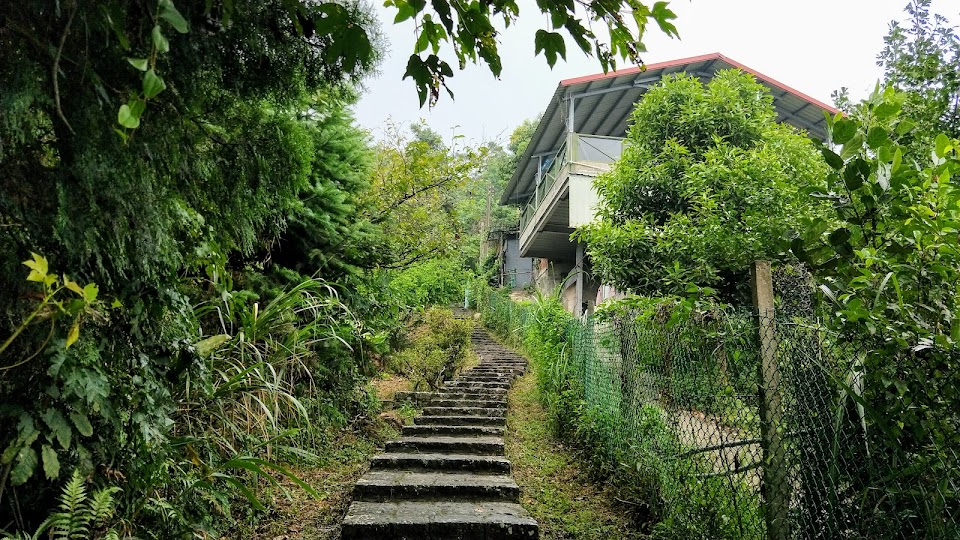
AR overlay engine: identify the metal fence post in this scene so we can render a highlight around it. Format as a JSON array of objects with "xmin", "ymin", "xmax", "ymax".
[{"xmin": 751, "ymin": 260, "xmax": 790, "ymax": 540}]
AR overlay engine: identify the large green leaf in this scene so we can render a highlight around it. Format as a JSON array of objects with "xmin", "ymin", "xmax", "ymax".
[
  {"xmin": 42, "ymin": 408, "xmax": 72, "ymax": 450},
  {"xmin": 832, "ymin": 118, "xmax": 857, "ymax": 145},
  {"xmin": 71, "ymin": 412, "xmax": 94, "ymax": 437},
  {"xmin": 143, "ymin": 70, "xmax": 167, "ymax": 99},
  {"xmin": 158, "ymin": 0, "xmax": 189, "ymax": 33},
  {"xmin": 117, "ymin": 104, "xmax": 140, "ymax": 129},
  {"xmin": 534, "ymin": 30, "xmax": 566, "ymax": 68},
  {"xmin": 41, "ymin": 445, "xmax": 60, "ymax": 480},
  {"xmin": 10, "ymin": 447, "xmax": 37, "ymax": 485}
]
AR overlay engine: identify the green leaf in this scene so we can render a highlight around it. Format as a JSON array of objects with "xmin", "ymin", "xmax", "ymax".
[
  {"xmin": 534, "ymin": 30, "xmax": 566, "ymax": 68},
  {"xmin": 117, "ymin": 105, "xmax": 140, "ymax": 129},
  {"xmin": 935, "ymin": 133, "xmax": 950, "ymax": 158},
  {"xmin": 832, "ymin": 118, "xmax": 857, "ymax": 145},
  {"xmin": 82, "ymin": 283, "xmax": 99, "ymax": 303},
  {"xmin": 651, "ymin": 1, "xmax": 679, "ymax": 38},
  {"xmin": 840, "ymin": 133, "xmax": 864, "ymax": 161},
  {"xmin": 896, "ymin": 119, "xmax": 916, "ymax": 135},
  {"xmin": 151, "ymin": 25, "xmax": 170, "ymax": 53},
  {"xmin": 195, "ymin": 334, "xmax": 231, "ymax": 357},
  {"xmin": 41, "ymin": 408, "xmax": 72, "ymax": 451},
  {"xmin": 874, "ymin": 101, "xmax": 901, "ymax": 120},
  {"xmin": 71, "ymin": 412, "xmax": 94, "ymax": 437},
  {"xmin": 22, "ymin": 252, "xmax": 49, "ymax": 283},
  {"xmin": 64, "ymin": 277, "xmax": 84, "ymax": 296},
  {"xmin": 843, "ymin": 158, "xmax": 869, "ymax": 190},
  {"xmin": 41, "ymin": 445, "xmax": 60, "ymax": 480},
  {"xmin": 127, "ymin": 58, "xmax": 149, "ymax": 71},
  {"xmin": 393, "ymin": 1, "xmax": 415, "ymax": 23},
  {"xmin": 821, "ymin": 147, "xmax": 843, "ymax": 169},
  {"xmin": 866, "ymin": 126, "xmax": 888, "ymax": 149},
  {"xmin": 828, "ymin": 228, "xmax": 852, "ymax": 254},
  {"xmin": 158, "ymin": 0, "xmax": 189, "ymax": 33},
  {"xmin": 143, "ymin": 69, "xmax": 167, "ymax": 99},
  {"xmin": 66, "ymin": 321, "xmax": 80, "ymax": 349},
  {"xmin": 10, "ymin": 447, "xmax": 37, "ymax": 485}
]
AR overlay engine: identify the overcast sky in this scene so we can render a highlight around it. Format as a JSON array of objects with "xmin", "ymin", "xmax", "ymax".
[{"xmin": 353, "ymin": 0, "xmax": 957, "ymax": 146}]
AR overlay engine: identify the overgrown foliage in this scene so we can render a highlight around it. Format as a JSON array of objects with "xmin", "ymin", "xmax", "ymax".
[
  {"xmin": 387, "ymin": 307, "xmax": 473, "ymax": 391},
  {"xmin": 878, "ymin": 0, "xmax": 960, "ymax": 144},
  {"xmin": 791, "ymin": 86, "xmax": 960, "ymax": 534},
  {"xmin": 364, "ymin": 123, "xmax": 485, "ymax": 269},
  {"xmin": 577, "ymin": 70, "xmax": 830, "ymax": 302}
]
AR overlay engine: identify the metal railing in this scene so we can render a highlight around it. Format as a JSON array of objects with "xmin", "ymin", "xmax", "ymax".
[{"xmin": 518, "ymin": 133, "xmax": 624, "ymax": 236}]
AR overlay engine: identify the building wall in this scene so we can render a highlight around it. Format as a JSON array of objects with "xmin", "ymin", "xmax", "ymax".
[
  {"xmin": 568, "ymin": 173, "xmax": 601, "ymax": 228},
  {"xmin": 503, "ymin": 236, "xmax": 533, "ymax": 288}
]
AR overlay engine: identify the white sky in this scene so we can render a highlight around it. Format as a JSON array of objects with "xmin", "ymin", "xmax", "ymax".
[{"xmin": 354, "ymin": 0, "xmax": 958, "ymax": 146}]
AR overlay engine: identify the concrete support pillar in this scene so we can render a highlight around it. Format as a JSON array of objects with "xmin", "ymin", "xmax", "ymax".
[{"xmin": 575, "ymin": 243, "xmax": 585, "ymax": 316}]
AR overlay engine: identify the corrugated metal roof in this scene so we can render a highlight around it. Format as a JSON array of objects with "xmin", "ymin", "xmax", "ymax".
[{"xmin": 501, "ymin": 53, "xmax": 840, "ymax": 205}]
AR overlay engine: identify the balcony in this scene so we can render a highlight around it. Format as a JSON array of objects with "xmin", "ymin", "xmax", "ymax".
[{"xmin": 518, "ymin": 133, "xmax": 624, "ymax": 260}]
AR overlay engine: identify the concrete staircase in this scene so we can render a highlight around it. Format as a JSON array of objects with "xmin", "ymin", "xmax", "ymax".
[{"xmin": 340, "ymin": 329, "xmax": 539, "ymax": 539}]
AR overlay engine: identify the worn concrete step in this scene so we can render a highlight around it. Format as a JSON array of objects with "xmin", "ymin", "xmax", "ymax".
[
  {"xmin": 385, "ymin": 436, "xmax": 504, "ymax": 455},
  {"xmin": 370, "ymin": 452, "xmax": 512, "ymax": 473},
  {"xmin": 415, "ymin": 415, "xmax": 505, "ymax": 426},
  {"xmin": 341, "ymin": 501, "xmax": 538, "ymax": 540},
  {"xmin": 353, "ymin": 470, "xmax": 520, "ymax": 502},
  {"xmin": 431, "ymin": 388, "xmax": 507, "ymax": 399},
  {"xmin": 458, "ymin": 374, "xmax": 521, "ymax": 381},
  {"xmin": 456, "ymin": 376, "xmax": 517, "ymax": 383},
  {"xmin": 403, "ymin": 424, "xmax": 505, "ymax": 437},
  {"xmin": 470, "ymin": 365, "xmax": 524, "ymax": 371},
  {"xmin": 445, "ymin": 381, "xmax": 512, "ymax": 390},
  {"xmin": 422, "ymin": 406, "xmax": 506, "ymax": 417},
  {"xmin": 429, "ymin": 398, "xmax": 505, "ymax": 408}
]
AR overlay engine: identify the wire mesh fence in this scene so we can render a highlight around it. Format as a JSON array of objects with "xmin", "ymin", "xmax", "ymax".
[{"xmin": 478, "ymin": 272, "xmax": 959, "ymax": 539}]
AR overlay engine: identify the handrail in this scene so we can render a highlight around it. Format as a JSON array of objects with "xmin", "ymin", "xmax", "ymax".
[{"xmin": 519, "ymin": 132, "xmax": 624, "ymax": 240}]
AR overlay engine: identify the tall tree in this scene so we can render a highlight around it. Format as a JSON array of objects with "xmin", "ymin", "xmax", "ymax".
[
  {"xmin": 577, "ymin": 71, "xmax": 829, "ymax": 301},
  {"xmin": 364, "ymin": 123, "xmax": 485, "ymax": 269},
  {"xmin": 878, "ymin": 0, "xmax": 960, "ymax": 141}
]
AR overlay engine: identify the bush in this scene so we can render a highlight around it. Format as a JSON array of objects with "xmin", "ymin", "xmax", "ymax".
[{"xmin": 387, "ymin": 307, "xmax": 473, "ymax": 390}]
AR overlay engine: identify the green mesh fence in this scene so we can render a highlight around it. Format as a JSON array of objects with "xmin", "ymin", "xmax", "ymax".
[{"xmin": 479, "ymin": 285, "xmax": 959, "ymax": 540}]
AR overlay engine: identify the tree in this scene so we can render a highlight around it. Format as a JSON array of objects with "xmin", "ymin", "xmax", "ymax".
[
  {"xmin": 878, "ymin": 0, "xmax": 960, "ymax": 142},
  {"xmin": 385, "ymin": 0, "xmax": 679, "ymax": 105},
  {"xmin": 270, "ymin": 91, "xmax": 384, "ymax": 280},
  {"xmin": 363, "ymin": 123, "xmax": 485, "ymax": 269},
  {"xmin": 577, "ymin": 71, "xmax": 830, "ymax": 300},
  {"xmin": 793, "ymin": 85, "xmax": 960, "ymax": 539}
]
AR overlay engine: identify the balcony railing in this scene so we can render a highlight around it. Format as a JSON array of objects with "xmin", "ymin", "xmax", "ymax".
[{"xmin": 519, "ymin": 133, "xmax": 624, "ymax": 235}]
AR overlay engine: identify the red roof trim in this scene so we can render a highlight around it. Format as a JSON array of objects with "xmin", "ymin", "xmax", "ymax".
[{"xmin": 559, "ymin": 52, "xmax": 840, "ymax": 115}]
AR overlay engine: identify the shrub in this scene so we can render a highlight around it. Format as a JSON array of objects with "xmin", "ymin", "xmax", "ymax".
[{"xmin": 388, "ymin": 307, "xmax": 473, "ymax": 390}]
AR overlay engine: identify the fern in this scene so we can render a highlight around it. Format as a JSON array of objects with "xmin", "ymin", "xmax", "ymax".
[{"xmin": 2, "ymin": 471, "xmax": 119, "ymax": 540}]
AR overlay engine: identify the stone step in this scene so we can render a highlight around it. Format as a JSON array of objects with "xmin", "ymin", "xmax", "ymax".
[
  {"xmin": 415, "ymin": 415, "xmax": 506, "ymax": 427},
  {"xmin": 341, "ymin": 501, "xmax": 538, "ymax": 540},
  {"xmin": 340, "ymin": 327, "xmax": 539, "ymax": 539},
  {"xmin": 428, "ymin": 398, "xmax": 505, "ymax": 409},
  {"xmin": 353, "ymin": 470, "xmax": 520, "ymax": 502},
  {"xmin": 445, "ymin": 381, "xmax": 512, "ymax": 390},
  {"xmin": 370, "ymin": 452, "xmax": 512, "ymax": 473},
  {"xmin": 385, "ymin": 436, "xmax": 504, "ymax": 455},
  {"xmin": 436, "ymin": 390, "xmax": 508, "ymax": 400},
  {"xmin": 422, "ymin": 406, "xmax": 506, "ymax": 418},
  {"xmin": 403, "ymin": 424, "xmax": 505, "ymax": 437},
  {"xmin": 456, "ymin": 375, "xmax": 518, "ymax": 383}
]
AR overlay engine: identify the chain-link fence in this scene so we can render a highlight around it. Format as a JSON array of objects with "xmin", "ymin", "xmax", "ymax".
[{"xmin": 479, "ymin": 270, "xmax": 959, "ymax": 539}]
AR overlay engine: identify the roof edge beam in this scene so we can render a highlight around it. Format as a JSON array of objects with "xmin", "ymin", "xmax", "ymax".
[{"xmin": 569, "ymin": 83, "xmax": 635, "ymax": 101}]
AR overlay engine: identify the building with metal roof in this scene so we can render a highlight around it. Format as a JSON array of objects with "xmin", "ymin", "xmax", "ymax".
[{"xmin": 501, "ymin": 52, "xmax": 839, "ymax": 314}]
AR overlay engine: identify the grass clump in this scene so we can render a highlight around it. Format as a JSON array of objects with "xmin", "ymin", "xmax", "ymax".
[{"xmin": 506, "ymin": 371, "xmax": 644, "ymax": 540}]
